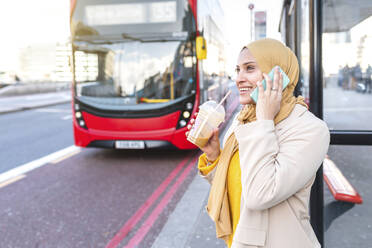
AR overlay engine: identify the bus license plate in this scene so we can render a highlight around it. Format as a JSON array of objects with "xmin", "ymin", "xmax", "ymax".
[{"xmin": 115, "ymin": 140, "xmax": 145, "ymax": 149}]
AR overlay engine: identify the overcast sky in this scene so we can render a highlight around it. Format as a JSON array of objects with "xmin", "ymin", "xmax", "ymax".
[
  {"xmin": 0, "ymin": 0, "xmax": 282, "ymax": 73},
  {"xmin": 0, "ymin": 0, "xmax": 69, "ymax": 70}
]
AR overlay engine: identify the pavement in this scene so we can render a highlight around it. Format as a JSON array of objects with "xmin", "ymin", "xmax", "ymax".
[
  {"xmin": 151, "ymin": 174, "xmax": 226, "ymax": 248},
  {"xmin": 0, "ymin": 91, "xmax": 71, "ymax": 114}
]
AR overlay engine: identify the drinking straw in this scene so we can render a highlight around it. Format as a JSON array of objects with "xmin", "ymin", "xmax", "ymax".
[{"xmin": 215, "ymin": 90, "xmax": 231, "ymax": 110}]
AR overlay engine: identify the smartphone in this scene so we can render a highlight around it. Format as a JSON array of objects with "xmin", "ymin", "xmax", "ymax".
[{"xmin": 250, "ymin": 66, "xmax": 290, "ymax": 103}]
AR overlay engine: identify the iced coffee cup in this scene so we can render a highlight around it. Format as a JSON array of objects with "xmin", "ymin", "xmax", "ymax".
[{"xmin": 187, "ymin": 100, "xmax": 225, "ymax": 147}]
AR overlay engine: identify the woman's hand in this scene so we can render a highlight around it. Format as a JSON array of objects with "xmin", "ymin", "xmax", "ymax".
[
  {"xmin": 256, "ymin": 66, "xmax": 283, "ymax": 121},
  {"xmin": 186, "ymin": 113, "xmax": 221, "ymax": 162}
]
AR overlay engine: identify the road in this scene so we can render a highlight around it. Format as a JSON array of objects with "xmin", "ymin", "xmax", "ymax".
[
  {"xmin": 0, "ymin": 102, "xmax": 204, "ymax": 247},
  {"xmin": 0, "ymin": 101, "xmax": 234, "ymax": 248},
  {"xmin": 0, "ymin": 146, "xmax": 199, "ymax": 247},
  {"xmin": 1, "ymin": 85, "xmax": 372, "ymax": 247},
  {"xmin": 0, "ymin": 103, "xmax": 73, "ymax": 174}
]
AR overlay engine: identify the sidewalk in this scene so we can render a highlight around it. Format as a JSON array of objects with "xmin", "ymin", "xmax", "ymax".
[
  {"xmin": 151, "ymin": 107, "xmax": 239, "ymax": 248},
  {"xmin": 0, "ymin": 91, "xmax": 71, "ymax": 114},
  {"xmin": 151, "ymin": 175, "xmax": 226, "ymax": 248}
]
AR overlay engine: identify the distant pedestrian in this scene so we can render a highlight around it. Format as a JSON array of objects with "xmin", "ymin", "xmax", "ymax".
[
  {"xmin": 351, "ymin": 64, "xmax": 362, "ymax": 90},
  {"xmin": 187, "ymin": 38, "xmax": 330, "ymax": 248},
  {"xmin": 14, "ymin": 74, "xmax": 21, "ymax": 84},
  {"xmin": 342, "ymin": 65, "xmax": 350, "ymax": 90},
  {"xmin": 337, "ymin": 66, "xmax": 343, "ymax": 87},
  {"xmin": 365, "ymin": 65, "xmax": 371, "ymax": 93}
]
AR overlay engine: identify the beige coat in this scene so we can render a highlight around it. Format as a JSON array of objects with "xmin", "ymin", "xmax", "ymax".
[{"xmin": 200, "ymin": 104, "xmax": 330, "ymax": 248}]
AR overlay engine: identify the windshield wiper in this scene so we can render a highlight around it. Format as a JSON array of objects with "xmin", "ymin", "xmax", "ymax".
[
  {"xmin": 122, "ymin": 32, "xmax": 188, "ymax": 43},
  {"xmin": 122, "ymin": 33, "xmax": 144, "ymax": 42}
]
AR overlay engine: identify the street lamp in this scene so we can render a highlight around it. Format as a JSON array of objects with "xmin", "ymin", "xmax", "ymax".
[{"xmin": 248, "ymin": 3, "xmax": 254, "ymax": 41}]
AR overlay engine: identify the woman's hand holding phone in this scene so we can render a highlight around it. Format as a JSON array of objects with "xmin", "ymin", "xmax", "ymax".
[
  {"xmin": 256, "ymin": 67, "xmax": 283, "ymax": 121},
  {"xmin": 186, "ymin": 112, "xmax": 221, "ymax": 162}
]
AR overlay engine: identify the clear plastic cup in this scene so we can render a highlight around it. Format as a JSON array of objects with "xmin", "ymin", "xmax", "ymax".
[{"xmin": 187, "ymin": 100, "xmax": 225, "ymax": 147}]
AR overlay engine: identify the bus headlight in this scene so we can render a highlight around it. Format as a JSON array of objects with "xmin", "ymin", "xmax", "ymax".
[
  {"xmin": 74, "ymin": 102, "xmax": 87, "ymax": 129},
  {"xmin": 176, "ymin": 97, "xmax": 195, "ymax": 129},
  {"xmin": 179, "ymin": 120, "xmax": 187, "ymax": 127},
  {"xmin": 183, "ymin": 111, "xmax": 190, "ymax": 119}
]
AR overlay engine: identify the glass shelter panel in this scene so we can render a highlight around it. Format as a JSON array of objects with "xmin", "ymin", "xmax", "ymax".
[
  {"xmin": 322, "ymin": 1, "xmax": 372, "ymax": 247},
  {"xmin": 322, "ymin": 0, "xmax": 372, "ymax": 130},
  {"xmin": 325, "ymin": 145, "xmax": 372, "ymax": 247},
  {"xmin": 299, "ymin": 0, "xmax": 311, "ymax": 103}
]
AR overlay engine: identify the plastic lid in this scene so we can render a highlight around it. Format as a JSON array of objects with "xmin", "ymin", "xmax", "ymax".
[{"xmin": 199, "ymin": 100, "xmax": 225, "ymax": 121}]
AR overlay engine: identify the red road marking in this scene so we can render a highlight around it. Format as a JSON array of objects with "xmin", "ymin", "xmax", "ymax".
[
  {"xmin": 105, "ymin": 153, "xmax": 194, "ymax": 248},
  {"xmin": 105, "ymin": 99, "xmax": 238, "ymax": 248},
  {"xmin": 123, "ymin": 155, "xmax": 199, "ymax": 248}
]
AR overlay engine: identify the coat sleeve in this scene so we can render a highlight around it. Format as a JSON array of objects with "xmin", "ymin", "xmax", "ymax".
[
  {"xmin": 197, "ymin": 116, "xmax": 237, "ymax": 184},
  {"xmin": 197, "ymin": 153, "xmax": 220, "ymax": 184},
  {"xmin": 235, "ymin": 115, "xmax": 330, "ymax": 210}
]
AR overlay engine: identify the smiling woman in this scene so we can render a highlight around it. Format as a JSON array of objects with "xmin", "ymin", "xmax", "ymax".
[
  {"xmin": 235, "ymin": 49, "xmax": 263, "ymax": 105},
  {"xmin": 191, "ymin": 38, "xmax": 330, "ymax": 248}
]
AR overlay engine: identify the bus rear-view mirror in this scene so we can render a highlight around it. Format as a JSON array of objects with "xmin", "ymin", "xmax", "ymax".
[{"xmin": 196, "ymin": 36, "xmax": 207, "ymax": 60}]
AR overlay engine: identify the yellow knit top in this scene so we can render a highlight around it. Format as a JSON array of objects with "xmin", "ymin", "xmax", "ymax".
[{"xmin": 198, "ymin": 152, "xmax": 242, "ymax": 248}]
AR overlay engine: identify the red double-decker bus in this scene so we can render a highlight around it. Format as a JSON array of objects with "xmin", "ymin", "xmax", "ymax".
[{"xmin": 69, "ymin": 0, "xmax": 232, "ymax": 149}]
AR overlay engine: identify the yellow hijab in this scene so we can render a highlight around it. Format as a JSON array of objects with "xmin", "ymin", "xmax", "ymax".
[{"xmin": 206, "ymin": 38, "xmax": 308, "ymax": 241}]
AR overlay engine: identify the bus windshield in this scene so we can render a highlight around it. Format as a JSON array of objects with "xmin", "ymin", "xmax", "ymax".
[
  {"xmin": 71, "ymin": 0, "xmax": 196, "ymax": 107},
  {"xmin": 73, "ymin": 40, "xmax": 196, "ymax": 105}
]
